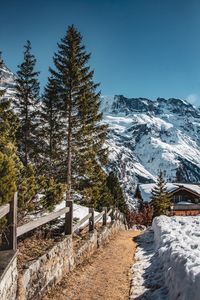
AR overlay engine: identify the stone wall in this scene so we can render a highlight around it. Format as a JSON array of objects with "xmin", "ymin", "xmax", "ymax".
[
  {"xmin": 17, "ymin": 219, "xmax": 126, "ymax": 300},
  {"xmin": 75, "ymin": 230, "xmax": 98, "ymax": 266},
  {"xmin": 75, "ymin": 221, "xmax": 126, "ymax": 267},
  {"xmin": 17, "ymin": 236, "xmax": 73, "ymax": 300},
  {"xmin": 98, "ymin": 220, "xmax": 126, "ymax": 248},
  {"xmin": 0, "ymin": 250, "xmax": 17, "ymax": 300}
]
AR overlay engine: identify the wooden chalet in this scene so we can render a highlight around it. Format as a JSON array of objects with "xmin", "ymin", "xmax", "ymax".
[{"xmin": 135, "ymin": 183, "xmax": 200, "ymax": 216}]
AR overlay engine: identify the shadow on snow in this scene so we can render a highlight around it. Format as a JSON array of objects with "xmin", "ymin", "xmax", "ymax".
[{"xmin": 131, "ymin": 229, "xmax": 168, "ymax": 300}]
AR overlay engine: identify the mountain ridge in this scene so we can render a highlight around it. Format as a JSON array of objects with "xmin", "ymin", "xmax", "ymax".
[
  {"xmin": 1, "ymin": 63, "xmax": 200, "ymax": 206},
  {"xmin": 101, "ymin": 95, "xmax": 200, "ymax": 205}
]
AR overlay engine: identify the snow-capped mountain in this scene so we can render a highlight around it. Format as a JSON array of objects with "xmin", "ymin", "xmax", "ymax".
[
  {"xmin": 101, "ymin": 95, "xmax": 200, "ymax": 203},
  {"xmin": 0, "ymin": 61, "xmax": 16, "ymax": 99},
  {"xmin": 1, "ymin": 62, "xmax": 200, "ymax": 205}
]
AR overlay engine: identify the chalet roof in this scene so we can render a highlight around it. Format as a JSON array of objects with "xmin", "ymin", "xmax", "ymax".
[{"xmin": 138, "ymin": 183, "xmax": 200, "ymax": 203}]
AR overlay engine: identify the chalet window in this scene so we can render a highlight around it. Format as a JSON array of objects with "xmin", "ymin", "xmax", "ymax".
[{"xmin": 173, "ymin": 195, "xmax": 182, "ymax": 203}]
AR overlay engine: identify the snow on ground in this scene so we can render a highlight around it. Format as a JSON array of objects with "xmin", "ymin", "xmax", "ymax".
[
  {"xmin": 54, "ymin": 201, "xmax": 106, "ymax": 227},
  {"xmin": 54, "ymin": 201, "xmax": 99, "ymax": 220},
  {"xmin": 153, "ymin": 216, "xmax": 200, "ymax": 300},
  {"xmin": 131, "ymin": 216, "xmax": 200, "ymax": 299},
  {"xmin": 27, "ymin": 201, "xmax": 110, "ymax": 229},
  {"xmin": 130, "ymin": 229, "xmax": 168, "ymax": 299}
]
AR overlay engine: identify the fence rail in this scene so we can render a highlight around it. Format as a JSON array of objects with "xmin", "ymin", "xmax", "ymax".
[
  {"xmin": 0, "ymin": 203, "xmax": 10, "ymax": 218},
  {"xmin": 72, "ymin": 212, "xmax": 92, "ymax": 233},
  {"xmin": 0, "ymin": 192, "xmax": 126, "ymax": 300},
  {"xmin": 94, "ymin": 211, "xmax": 104, "ymax": 224},
  {"xmin": 17, "ymin": 206, "xmax": 70, "ymax": 237},
  {"xmin": 0, "ymin": 192, "xmax": 125, "ymax": 252},
  {"xmin": 107, "ymin": 208, "xmax": 112, "ymax": 216},
  {"xmin": 0, "ymin": 192, "xmax": 17, "ymax": 251}
]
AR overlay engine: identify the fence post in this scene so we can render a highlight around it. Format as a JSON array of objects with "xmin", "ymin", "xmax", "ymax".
[
  {"xmin": 124, "ymin": 214, "xmax": 128, "ymax": 229},
  {"xmin": 65, "ymin": 200, "xmax": 73, "ymax": 235},
  {"xmin": 110, "ymin": 207, "xmax": 114, "ymax": 223},
  {"xmin": 9, "ymin": 192, "xmax": 17, "ymax": 251},
  {"xmin": 120, "ymin": 213, "xmax": 123, "ymax": 223},
  {"xmin": 116, "ymin": 209, "xmax": 120, "ymax": 220},
  {"xmin": 2, "ymin": 192, "xmax": 17, "ymax": 251},
  {"xmin": 103, "ymin": 207, "xmax": 107, "ymax": 226},
  {"xmin": 114, "ymin": 208, "xmax": 117, "ymax": 220},
  {"xmin": 89, "ymin": 207, "xmax": 94, "ymax": 232},
  {"xmin": 115, "ymin": 209, "xmax": 118, "ymax": 220}
]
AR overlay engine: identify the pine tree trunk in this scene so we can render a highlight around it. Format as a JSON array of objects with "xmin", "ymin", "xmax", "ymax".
[
  {"xmin": 49, "ymin": 102, "xmax": 53, "ymax": 174},
  {"xmin": 24, "ymin": 98, "xmax": 28, "ymax": 166},
  {"xmin": 66, "ymin": 92, "xmax": 72, "ymax": 202}
]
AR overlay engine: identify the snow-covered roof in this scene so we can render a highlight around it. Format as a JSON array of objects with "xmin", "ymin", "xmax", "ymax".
[
  {"xmin": 139, "ymin": 183, "xmax": 200, "ymax": 203},
  {"xmin": 176, "ymin": 184, "xmax": 200, "ymax": 196}
]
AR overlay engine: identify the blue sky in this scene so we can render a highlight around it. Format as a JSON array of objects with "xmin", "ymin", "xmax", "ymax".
[{"xmin": 1, "ymin": 0, "xmax": 200, "ymax": 105}]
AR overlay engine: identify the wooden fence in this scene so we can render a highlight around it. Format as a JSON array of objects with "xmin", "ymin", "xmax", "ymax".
[
  {"xmin": 0, "ymin": 193, "xmax": 17, "ymax": 251},
  {"xmin": 0, "ymin": 192, "xmax": 125, "ymax": 252}
]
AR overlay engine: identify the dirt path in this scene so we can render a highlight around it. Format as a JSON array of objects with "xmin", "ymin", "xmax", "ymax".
[{"xmin": 43, "ymin": 230, "xmax": 140, "ymax": 300}]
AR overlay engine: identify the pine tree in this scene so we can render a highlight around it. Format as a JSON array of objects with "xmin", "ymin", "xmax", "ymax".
[
  {"xmin": 17, "ymin": 164, "xmax": 66, "ymax": 217},
  {"xmin": 0, "ymin": 55, "xmax": 38, "ymax": 215},
  {"xmin": 0, "ymin": 56, "xmax": 18, "ymax": 206},
  {"xmin": 98, "ymin": 182, "xmax": 114, "ymax": 210},
  {"xmin": 151, "ymin": 170, "xmax": 171, "ymax": 217},
  {"xmin": 39, "ymin": 176, "xmax": 67, "ymax": 212},
  {"xmin": 14, "ymin": 40, "xmax": 40, "ymax": 166},
  {"xmin": 50, "ymin": 25, "xmax": 108, "ymax": 205},
  {"xmin": 106, "ymin": 171, "xmax": 127, "ymax": 213},
  {"xmin": 38, "ymin": 76, "xmax": 64, "ymax": 177},
  {"xmin": 17, "ymin": 163, "xmax": 38, "ymax": 216},
  {"xmin": 81, "ymin": 163, "xmax": 109, "ymax": 208}
]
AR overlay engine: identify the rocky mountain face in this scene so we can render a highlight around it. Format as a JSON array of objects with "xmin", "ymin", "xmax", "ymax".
[
  {"xmin": 101, "ymin": 95, "xmax": 200, "ymax": 205},
  {"xmin": 1, "ymin": 62, "xmax": 200, "ymax": 206},
  {"xmin": 0, "ymin": 61, "xmax": 16, "ymax": 99}
]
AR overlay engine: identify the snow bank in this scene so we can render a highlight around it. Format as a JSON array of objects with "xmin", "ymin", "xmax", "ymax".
[
  {"xmin": 130, "ymin": 229, "xmax": 168, "ymax": 299},
  {"xmin": 152, "ymin": 216, "xmax": 200, "ymax": 300}
]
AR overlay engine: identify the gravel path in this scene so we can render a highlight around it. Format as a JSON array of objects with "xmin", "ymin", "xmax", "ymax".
[{"xmin": 43, "ymin": 230, "xmax": 140, "ymax": 300}]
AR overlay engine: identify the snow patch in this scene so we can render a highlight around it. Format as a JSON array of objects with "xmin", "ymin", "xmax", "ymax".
[
  {"xmin": 130, "ymin": 229, "xmax": 168, "ymax": 299},
  {"xmin": 152, "ymin": 216, "xmax": 200, "ymax": 300}
]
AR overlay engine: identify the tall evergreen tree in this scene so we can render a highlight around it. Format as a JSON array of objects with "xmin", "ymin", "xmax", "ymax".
[
  {"xmin": 14, "ymin": 40, "xmax": 40, "ymax": 166},
  {"xmin": 38, "ymin": 76, "xmax": 64, "ymax": 176},
  {"xmin": 0, "ymin": 56, "xmax": 18, "ymax": 205},
  {"xmin": 151, "ymin": 170, "xmax": 171, "ymax": 217},
  {"xmin": 0, "ymin": 55, "xmax": 38, "ymax": 215},
  {"xmin": 106, "ymin": 171, "xmax": 127, "ymax": 213},
  {"xmin": 50, "ymin": 25, "xmax": 108, "ymax": 206}
]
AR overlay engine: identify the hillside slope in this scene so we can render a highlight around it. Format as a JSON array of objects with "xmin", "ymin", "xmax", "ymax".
[{"xmin": 101, "ymin": 95, "xmax": 200, "ymax": 203}]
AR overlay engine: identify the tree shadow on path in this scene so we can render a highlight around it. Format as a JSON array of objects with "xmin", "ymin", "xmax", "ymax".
[{"xmin": 130, "ymin": 229, "xmax": 168, "ymax": 300}]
